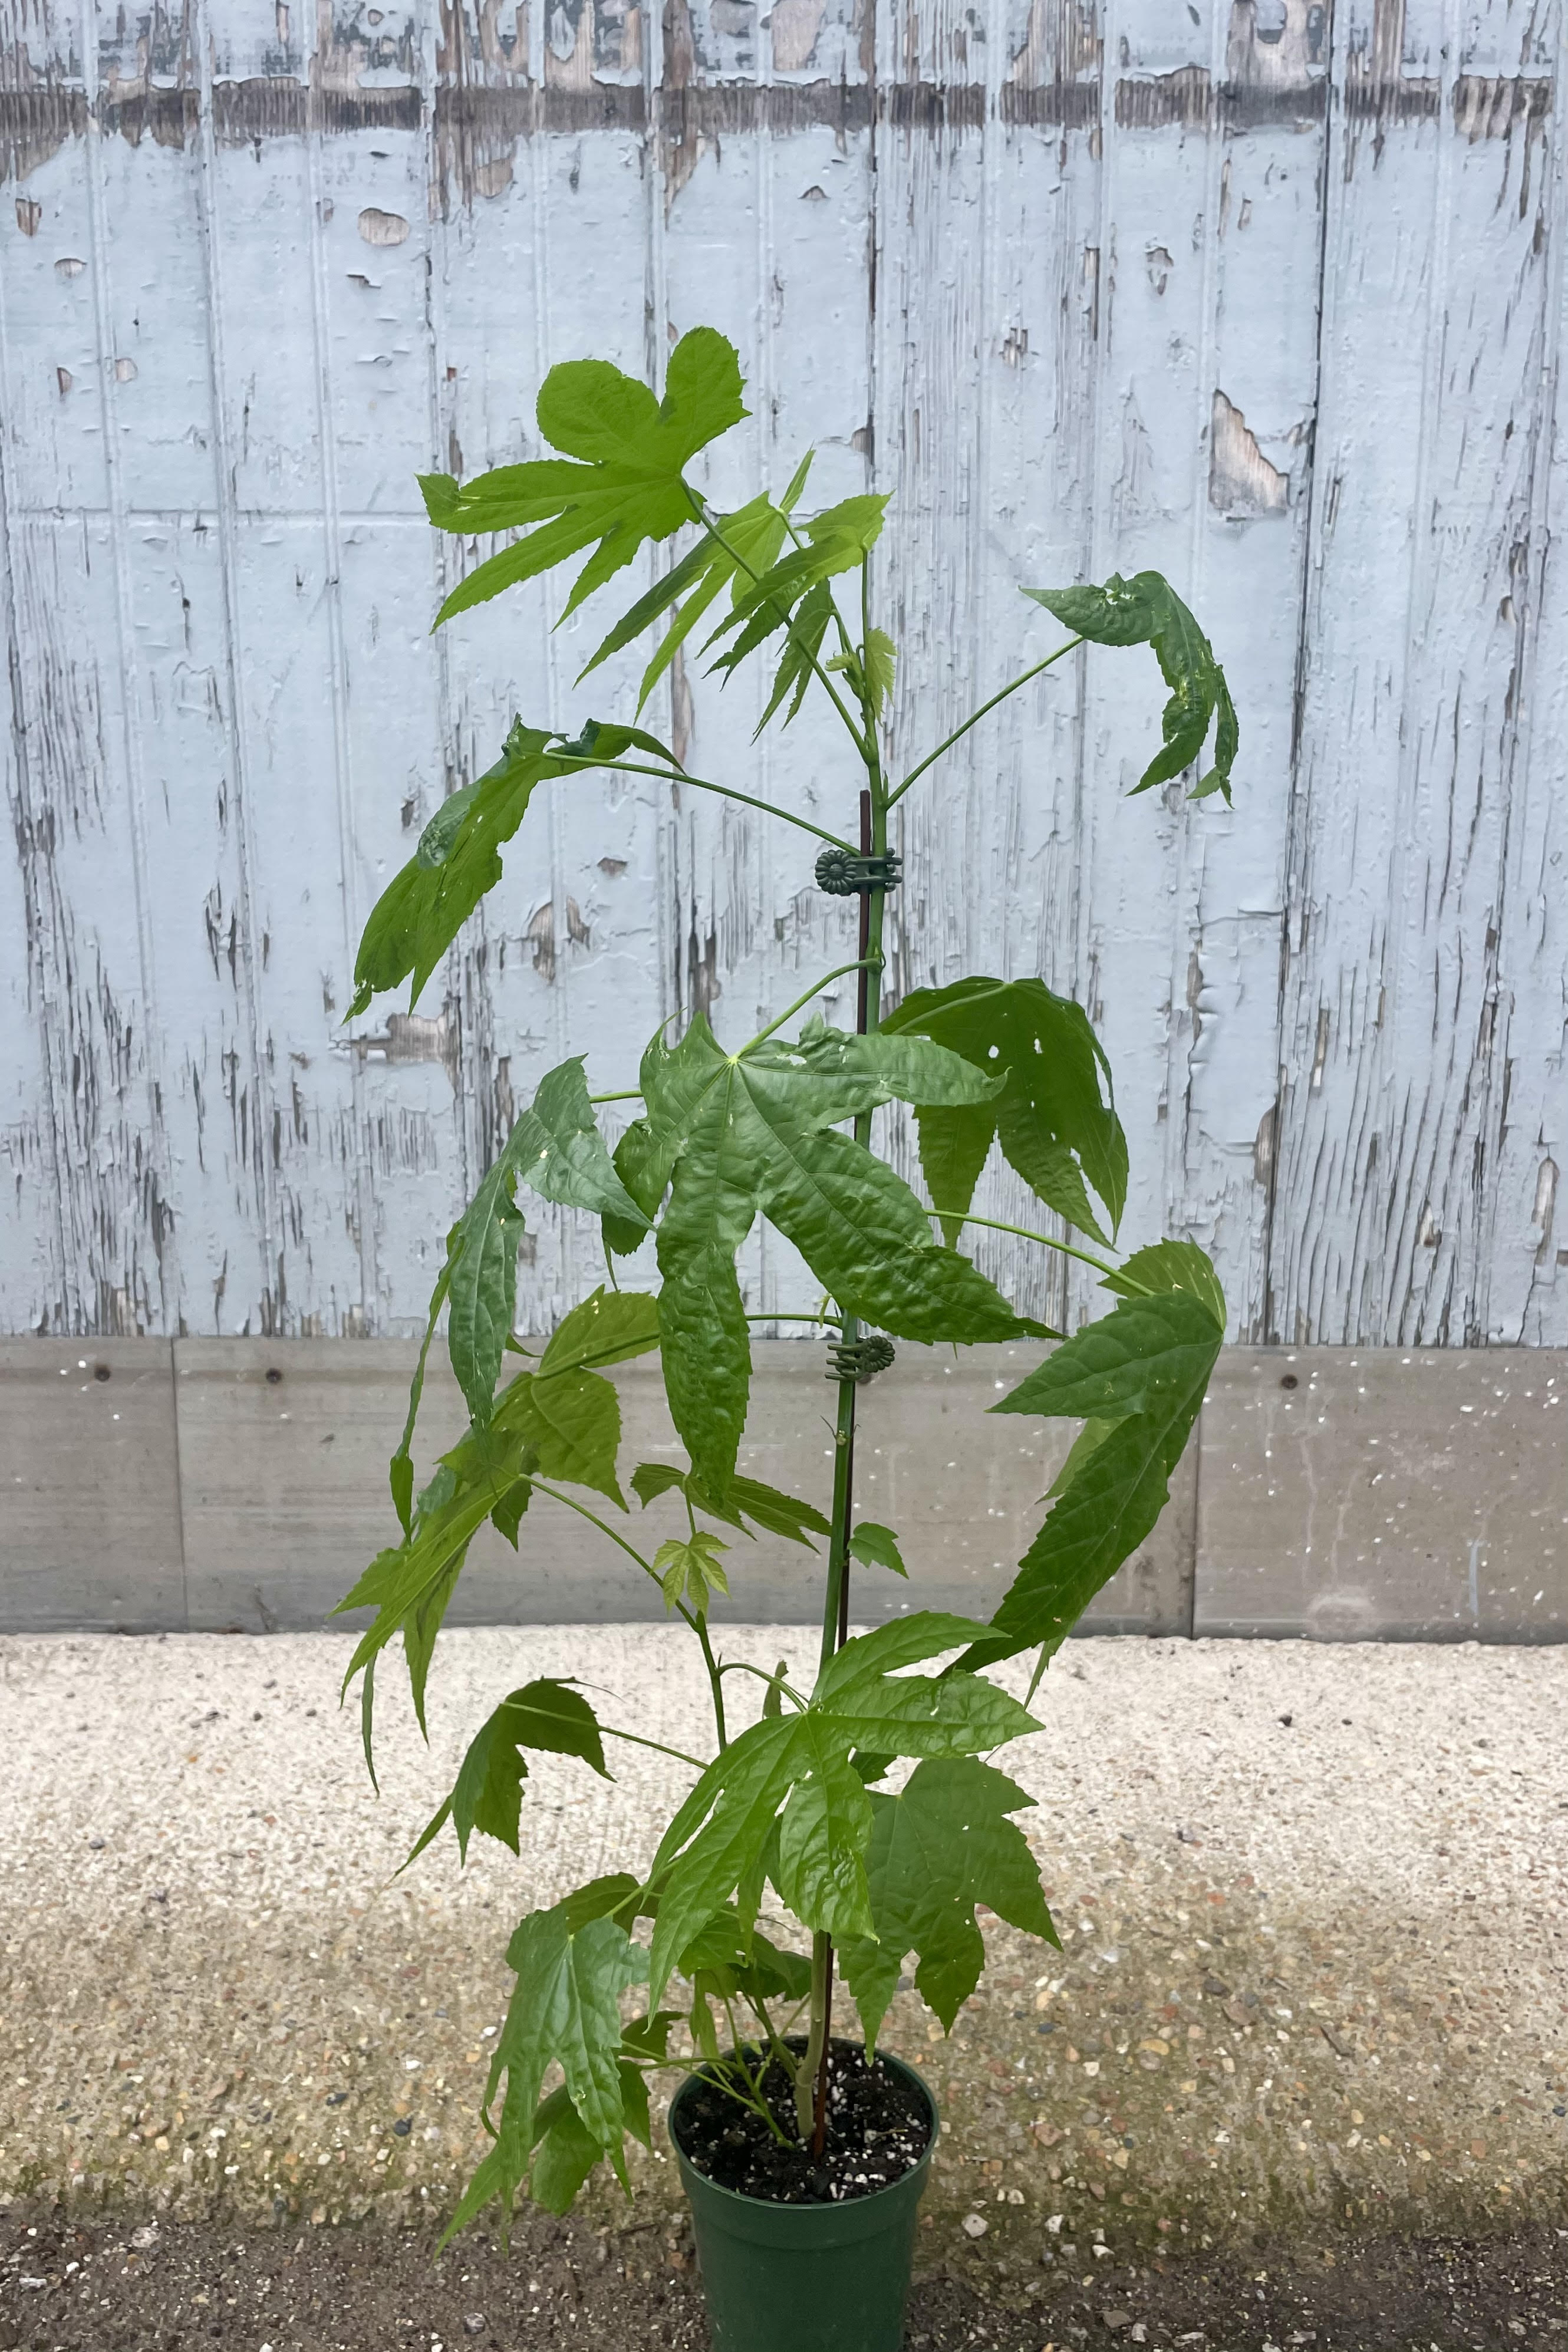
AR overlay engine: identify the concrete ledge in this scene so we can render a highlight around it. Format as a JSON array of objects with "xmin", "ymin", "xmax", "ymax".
[
  {"xmin": 0, "ymin": 1339, "xmax": 1560, "ymax": 1638},
  {"xmin": 1197, "ymin": 1346, "xmax": 1566, "ymax": 1641}
]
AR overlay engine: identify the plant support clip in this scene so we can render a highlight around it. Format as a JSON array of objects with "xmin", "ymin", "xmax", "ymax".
[
  {"xmin": 813, "ymin": 847, "xmax": 903, "ymax": 897},
  {"xmin": 826, "ymin": 1335, "xmax": 896, "ymax": 1385}
]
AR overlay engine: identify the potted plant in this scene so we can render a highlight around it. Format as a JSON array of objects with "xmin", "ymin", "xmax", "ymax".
[{"xmin": 335, "ymin": 327, "xmax": 1237, "ymax": 2352}]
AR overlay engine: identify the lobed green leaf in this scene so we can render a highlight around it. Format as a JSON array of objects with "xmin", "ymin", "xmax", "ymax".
[
  {"xmin": 838, "ymin": 1759, "xmax": 1058, "ymax": 2051},
  {"xmin": 1025, "ymin": 569, "xmax": 1238, "ymax": 803},
  {"xmin": 882, "ymin": 975, "xmax": 1126, "ymax": 1246},
  {"xmin": 404, "ymin": 1678, "xmax": 610, "ymax": 1869},
  {"xmin": 422, "ymin": 327, "xmax": 747, "ymax": 631}
]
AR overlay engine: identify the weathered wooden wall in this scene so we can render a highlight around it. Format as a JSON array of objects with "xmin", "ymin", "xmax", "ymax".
[{"xmin": 1, "ymin": 0, "xmax": 1563, "ymax": 1347}]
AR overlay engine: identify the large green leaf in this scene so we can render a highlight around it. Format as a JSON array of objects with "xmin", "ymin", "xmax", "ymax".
[
  {"xmin": 838, "ymin": 1759, "xmax": 1058, "ymax": 2050},
  {"xmin": 882, "ymin": 976, "xmax": 1127, "ymax": 1246},
  {"xmin": 445, "ymin": 1066, "xmax": 649, "ymax": 1424},
  {"xmin": 1026, "ymin": 569, "xmax": 1238, "ymax": 803},
  {"xmin": 958, "ymin": 1270, "xmax": 1224, "ymax": 1674},
  {"xmin": 350, "ymin": 722, "xmax": 552, "ymax": 1014},
  {"xmin": 612, "ymin": 1013, "xmax": 1048, "ymax": 1491},
  {"xmin": 419, "ymin": 326, "xmax": 747, "ymax": 628},
  {"xmin": 442, "ymin": 1900, "xmax": 648, "ymax": 2239},
  {"xmin": 405, "ymin": 1679, "xmax": 610, "ymax": 1868},
  {"xmin": 645, "ymin": 1613, "xmax": 1035, "ymax": 2000},
  {"xmin": 350, "ymin": 719, "xmax": 680, "ymax": 1016}
]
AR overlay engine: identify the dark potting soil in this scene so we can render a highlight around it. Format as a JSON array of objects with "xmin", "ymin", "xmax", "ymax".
[{"xmin": 670, "ymin": 2037, "xmax": 931, "ymax": 2204}]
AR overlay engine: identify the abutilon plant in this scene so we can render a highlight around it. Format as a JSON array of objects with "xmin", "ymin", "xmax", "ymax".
[{"xmin": 335, "ymin": 326, "xmax": 1238, "ymax": 2226}]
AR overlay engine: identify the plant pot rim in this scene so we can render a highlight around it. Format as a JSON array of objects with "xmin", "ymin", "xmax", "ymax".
[{"xmin": 668, "ymin": 2042, "xmax": 940, "ymax": 2218}]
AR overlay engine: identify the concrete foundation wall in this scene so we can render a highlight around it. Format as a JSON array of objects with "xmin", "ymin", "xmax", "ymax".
[{"xmin": 3, "ymin": 1339, "xmax": 1561, "ymax": 1640}]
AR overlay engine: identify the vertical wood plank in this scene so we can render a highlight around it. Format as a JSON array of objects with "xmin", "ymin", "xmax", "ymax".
[
  {"xmin": 1088, "ymin": 0, "xmax": 1325, "ymax": 1340},
  {"xmin": 1269, "ymin": 0, "xmax": 1562, "ymax": 1345}
]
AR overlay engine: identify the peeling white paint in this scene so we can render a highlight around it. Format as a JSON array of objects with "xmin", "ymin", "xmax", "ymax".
[{"xmin": 0, "ymin": 0, "xmax": 1562, "ymax": 1349}]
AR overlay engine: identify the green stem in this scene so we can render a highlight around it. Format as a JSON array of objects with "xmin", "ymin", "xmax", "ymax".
[
  {"xmin": 599, "ymin": 1723, "xmax": 709, "ymax": 1772},
  {"xmin": 886, "ymin": 635, "xmax": 1084, "ymax": 808},
  {"xmin": 717, "ymin": 1657, "xmax": 809, "ymax": 1710},
  {"xmin": 923, "ymin": 1205, "xmax": 1128, "ymax": 1288},
  {"xmin": 798, "ymin": 1931, "xmax": 833, "ymax": 2140},
  {"xmin": 742, "ymin": 1309, "xmax": 845, "ymax": 1327},
  {"xmin": 694, "ymin": 1615, "xmax": 729, "ymax": 1752},
  {"xmin": 557, "ymin": 753, "xmax": 855, "ymax": 852},
  {"xmin": 526, "ymin": 1483, "xmax": 721, "ymax": 1749},
  {"xmin": 807, "ymin": 617, "xmax": 892, "ymax": 2152},
  {"xmin": 589, "ymin": 1088, "xmax": 643, "ymax": 1103},
  {"xmin": 745, "ymin": 957, "xmax": 882, "ymax": 1051}
]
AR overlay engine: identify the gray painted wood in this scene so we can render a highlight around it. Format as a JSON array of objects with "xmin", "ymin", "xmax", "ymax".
[
  {"xmin": 1195, "ymin": 1346, "xmax": 1568, "ymax": 1639},
  {"xmin": 0, "ymin": 0, "xmax": 1563, "ymax": 1355},
  {"xmin": 0, "ymin": 1338, "xmax": 183, "ymax": 1630}
]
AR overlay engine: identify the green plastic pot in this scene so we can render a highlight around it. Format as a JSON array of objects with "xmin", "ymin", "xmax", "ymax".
[{"xmin": 668, "ymin": 2051, "xmax": 938, "ymax": 2352}]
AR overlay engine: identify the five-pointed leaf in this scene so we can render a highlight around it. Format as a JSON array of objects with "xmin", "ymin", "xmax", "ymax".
[
  {"xmin": 645, "ymin": 1613, "xmax": 1032, "ymax": 2000},
  {"xmin": 1026, "ymin": 570, "xmax": 1238, "ymax": 803},
  {"xmin": 838, "ymin": 1758, "xmax": 1059, "ymax": 2050},
  {"xmin": 350, "ymin": 719, "xmax": 683, "ymax": 1016},
  {"xmin": 612, "ymin": 1013, "xmax": 1049, "ymax": 1491},
  {"xmin": 420, "ymin": 327, "xmax": 747, "ymax": 628},
  {"xmin": 654, "ymin": 1530, "xmax": 730, "ymax": 1615},
  {"xmin": 882, "ymin": 976, "xmax": 1126, "ymax": 1246}
]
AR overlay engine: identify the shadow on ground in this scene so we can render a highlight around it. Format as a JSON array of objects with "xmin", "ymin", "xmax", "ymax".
[{"xmin": 3, "ymin": 2203, "xmax": 1567, "ymax": 2350}]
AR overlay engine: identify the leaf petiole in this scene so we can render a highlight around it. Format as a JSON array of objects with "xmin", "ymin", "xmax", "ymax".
[
  {"xmin": 923, "ymin": 1203, "xmax": 1135, "ymax": 1290},
  {"xmin": 554, "ymin": 752, "xmax": 855, "ymax": 853},
  {"xmin": 741, "ymin": 1310, "xmax": 845, "ymax": 1328},
  {"xmin": 887, "ymin": 635, "xmax": 1085, "ymax": 808},
  {"xmin": 744, "ymin": 958, "xmax": 883, "ymax": 1052},
  {"xmin": 599, "ymin": 1722, "xmax": 710, "ymax": 1772},
  {"xmin": 717, "ymin": 1657, "xmax": 809, "ymax": 1711}
]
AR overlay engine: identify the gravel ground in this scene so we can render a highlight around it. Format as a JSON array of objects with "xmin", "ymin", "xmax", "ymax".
[
  {"xmin": 4, "ymin": 2203, "xmax": 1568, "ymax": 2350},
  {"xmin": 2, "ymin": 1628, "xmax": 1565, "ymax": 2297}
]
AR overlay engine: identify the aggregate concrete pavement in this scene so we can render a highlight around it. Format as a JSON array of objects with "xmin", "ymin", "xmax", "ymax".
[{"xmin": 2, "ymin": 1626, "xmax": 1565, "ymax": 2292}]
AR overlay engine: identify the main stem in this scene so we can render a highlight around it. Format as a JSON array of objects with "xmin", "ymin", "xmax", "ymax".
[{"xmin": 804, "ymin": 733, "xmax": 890, "ymax": 2154}]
